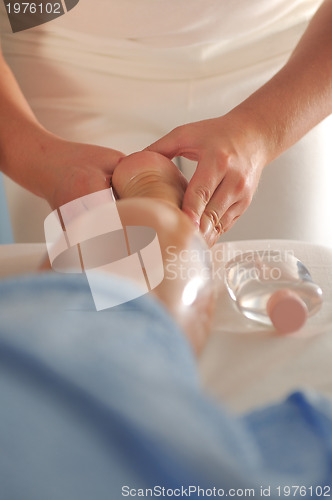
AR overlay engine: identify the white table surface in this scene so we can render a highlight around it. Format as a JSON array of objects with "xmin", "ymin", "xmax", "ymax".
[
  {"xmin": 199, "ymin": 239, "xmax": 332, "ymax": 412},
  {"xmin": 0, "ymin": 243, "xmax": 46, "ymax": 278}
]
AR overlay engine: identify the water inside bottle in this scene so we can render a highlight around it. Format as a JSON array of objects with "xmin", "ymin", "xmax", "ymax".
[{"xmin": 225, "ymin": 250, "xmax": 323, "ymax": 327}]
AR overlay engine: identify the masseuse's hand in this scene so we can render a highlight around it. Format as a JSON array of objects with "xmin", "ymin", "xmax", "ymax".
[
  {"xmin": 35, "ymin": 133, "xmax": 125, "ymax": 210},
  {"xmin": 147, "ymin": 111, "xmax": 267, "ymax": 246},
  {"xmin": 2, "ymin": 125, "xmax": 125, "ymax": 212}
]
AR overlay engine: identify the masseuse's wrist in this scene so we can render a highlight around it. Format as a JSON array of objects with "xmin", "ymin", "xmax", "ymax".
[
  {"xmin": 233, "ymin": 97, "xmax": 287, "ymax": 166},
  {"xmin": 221, "ymin": 103, "xmax": 272, "ymax": 170},
  {"xmin": 0, "ymin": 121, "xmax": 63, "ymax": 200}
]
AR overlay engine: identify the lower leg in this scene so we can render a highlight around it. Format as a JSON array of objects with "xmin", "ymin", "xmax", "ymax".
[{"xmin": 115, "ymin": 197, "xmax": 215, "ymax": 354}]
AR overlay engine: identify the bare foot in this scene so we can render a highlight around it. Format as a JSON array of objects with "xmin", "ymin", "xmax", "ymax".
[{"xmin": 111, "ymin": 151, "xmax": 188, "ymax": 209}]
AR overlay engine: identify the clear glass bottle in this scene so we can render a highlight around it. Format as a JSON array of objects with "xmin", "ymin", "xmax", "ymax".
[{"xmin": 224, "ymin": 250, "xmax": 323, "ymax": 334}]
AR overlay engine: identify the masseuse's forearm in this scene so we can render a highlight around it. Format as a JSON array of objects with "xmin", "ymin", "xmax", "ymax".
[
  {"xmin": 232, "ymin": 0, "xmax": 332, "ymax": 163},
  {"xmin": 0, "ymin": 50, "xmax": 53, "ymax": 196},
  {"xmin": 0, "ymin": 50, "xmax": 125, "ymax": 210}
]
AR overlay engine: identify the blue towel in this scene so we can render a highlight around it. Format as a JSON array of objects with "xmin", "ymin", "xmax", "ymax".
[{"xmin": 0, "ymin": 272, "xmax": 331, "ymax": 499}]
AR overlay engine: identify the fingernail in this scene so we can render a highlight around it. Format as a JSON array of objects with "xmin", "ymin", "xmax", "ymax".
[
  {"xmin": 209, "ymin": 232, "xmax": 220, "ymax": 247},
  {"xmin": 200, "ymin": 217, "xmax": 213, "ymax": 240}
]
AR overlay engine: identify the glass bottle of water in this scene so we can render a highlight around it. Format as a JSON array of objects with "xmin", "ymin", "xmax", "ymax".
[{"xmin": 224, "ymin": 250, "xmax": 323, "ymax": 333}]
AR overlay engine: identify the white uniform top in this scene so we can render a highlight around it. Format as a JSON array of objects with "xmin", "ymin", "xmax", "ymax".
[
  {"xmin": 0, "ymin": 0, "xmax": 322, "ymax": 76},
  {"xmin": 44, "ymin": 0, "xmax": 320, "ymax": 45}
]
